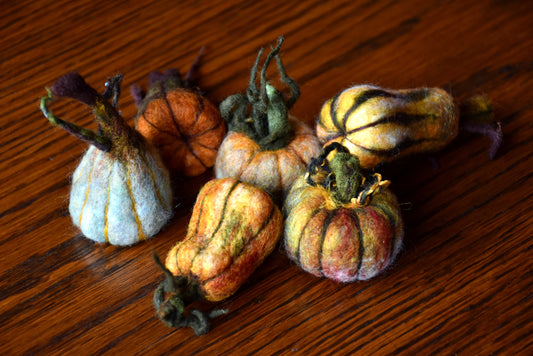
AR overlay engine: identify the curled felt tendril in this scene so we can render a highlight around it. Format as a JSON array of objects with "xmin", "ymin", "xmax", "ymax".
[
  {"xmin": 152, "ymin": 253, "xmax": 227, "ymax": 336},
  {"xmin": 219, "ymin": 36, "xmax": 300, "ymax": 151},
  {"xmin": 40, "ymin": 88, "xmax": 112, "ymax": 152},
  {"xmin": 39, "ymin": 73, "xmax": 142, "ymax": 159}
]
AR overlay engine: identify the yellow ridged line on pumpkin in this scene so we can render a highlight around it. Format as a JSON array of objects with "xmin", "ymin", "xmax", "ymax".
[
  {"xmin": 126, "ymin": 164, "xmax": 146, "ymax": 241},
  {"xmin": 103, "ymin": 163, "xmax": 113, "ymax": 243},
  {"xmin": 78, "ymin": 153, "xmax": 97, "ymax": 226}
]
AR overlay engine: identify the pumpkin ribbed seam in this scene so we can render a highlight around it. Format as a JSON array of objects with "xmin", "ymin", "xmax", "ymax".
[
  {"xmin": 192, "ymin": 92, "xmax": 204, "ymax": 126},
  {"xmin": 78, "ymin": 149, "xmax": 99, "ymax": 225},
  {"xmin": 189, "ymin": 140, "xmax": 219, "ymax": 151},
  {"xmin": 189, "ymin": 180, "xmax": 241, "ymax": 277},
  {"xmin": 345, "ymin": 112, "xmax": 432, "ymax": 135},
  {"xmin": 371, "ymin": 204, "xmax": 397, "ymax": 263},
  {"xmin": 139, "ymin": 150, "xmax": 167, "ymax": 209},
  {"xmin": 201, "ymin": 203, "xmax": 276, "ymax": 286},
  {"xmin": 103, "ymin": 162, "xmax": 114, "ymax": 243},
  {"xmin": 342, "ymin": 89, "xmax": 397, "ymax": 130},
  {"xmin": 275, "ymin": 152, "xmax": 283, "ymax": 191},
  {"xmin": 141, "ymin": 105, "xmax": 181, "ymax": 139},
  {"xmin": 162, "ymin": 85, "xmax": 208, "ymax": 169},
  {"xmin": 286, "ymin": 144, "xmax": 307, "ymax": 167},
  {"xmin": 296, "ymin": 208, "xmax": 321, "ymax": 265},
  {"xmin": 125, "ymin": 163, "xmax": 146, "ymax": 241},
  {"xmin": 318, "ymin": 210, "xmax": 336, "ymax": 276},
  {"xmin": 329, "ymin": 92, "xmax": 343, "ymax": 134},
  {"xmin": 236, "ymin": 149, "xmax": 259, "ymax": 180},
  {"xmin": 342, "ymin": 134, "xmax": 435, "ymax": 157},
  {"xmin": 188, "ymin": 119, "xmax": 223, "ymax": 139},
  {"xmin": 352, "ymin": 211, "xmax": 364, "ymax": 280}
]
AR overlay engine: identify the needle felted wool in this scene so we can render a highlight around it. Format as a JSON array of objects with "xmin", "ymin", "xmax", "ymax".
[
  {"xmin": 214, "ymin": 37, "xmax": 321, "ymax": 197},
  {"xmin": 284, "ymin": 143, "xmax": 404, "ymax": 282},
  {"xmin": 317, "ymin": 85, "xmax": 502, "ymax": 169},
  {"xmin": 132, "ymin": 50, "xmax": 226, "ymax": 177},
  {"xmin": 40, "ymin": 73, "xmax": 173, "ymax": 246},
  {"xmin": 154, "ymin": 177, "xmax": 283, "ymax": 335}
]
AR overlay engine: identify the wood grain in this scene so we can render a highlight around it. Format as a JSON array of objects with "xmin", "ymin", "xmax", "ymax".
[{"xmin": 1, "ymin": 0, "xmax": 532, "ymax": 354}]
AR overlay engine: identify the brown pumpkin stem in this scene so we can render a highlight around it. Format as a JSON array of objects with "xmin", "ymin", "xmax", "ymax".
[
  {"xmin": 219, "ymin": 36, "xmax": 299, "ymax": 151},
  {"xmin": 132, "ymin": 46, "xmax": 205, "ymax": 111},
  {"xmin": 306, "ymin": 143, "xmax": 390, "ymax": 205},
  {"xmin": 40, "ymin": 72, "xmax": 142, "ymax": 159},
  {"xmin": 152, "ymin": 253, "xmax": 227, "ymax": 336}
]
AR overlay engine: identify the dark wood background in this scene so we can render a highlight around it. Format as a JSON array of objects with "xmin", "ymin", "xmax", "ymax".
[{"xmin": 1, "ymin": 0, "xmax": 532, "ymax": 354}]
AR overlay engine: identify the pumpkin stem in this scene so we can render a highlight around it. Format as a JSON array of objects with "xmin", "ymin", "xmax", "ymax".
[
  {"xmin": 133, "ymin": 46, "xmax": 205, "ymax": 112},
  {"xmin": 40, "ymin": 72, "xmax": 141, "ymax": 159},
  {"xmin": 152, "ymin": 253, "xmax": 227, "ymax": 336},
  {"xmin": 306, "ymin": 143, "xmax": 390, "ymax": 205},
  {"xmin": 185, "ymin": 45, "xmax": 205, "ymax": 86},
  {"xmin": 329, "ymin": 148, "xmax": 363, "ymax": 204},
  {"xmin": 219, "ymin": 36, "xmax": 298, "ymax": 151},
  {"xmin": 459, "ymin": 94, "xmax": 502, "ymax": 159},
  {"xmin": 40, "ymin": 88, "xmax": 112, "ymax": 152}
]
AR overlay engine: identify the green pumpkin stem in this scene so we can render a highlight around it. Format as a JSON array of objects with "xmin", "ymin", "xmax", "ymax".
[
  {"xmin": 219, "ymin": 36, "xmax": 299, "ymax": 151},
  {"xmin": 40, "ymin": 73, "xmax": 142, "ymax": 159},
  {"xmin": 152, "ymin": 253, "xmax": 227, "ymax": 336},
  {"xmin": 329, "ymin": 149, "xmax": 363, "ymax": 204},
  {"xmin": 306, "ymin": 143, "xmax": 384, "ymax": 205},
  {"xmin": 40, "ymin": 88, "xmax": 112, "ymax": 152}
]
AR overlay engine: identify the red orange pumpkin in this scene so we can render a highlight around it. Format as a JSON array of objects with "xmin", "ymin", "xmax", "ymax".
[{"xmin": 133, "ymin": 59, "xmax": 226, "ymax": 177}]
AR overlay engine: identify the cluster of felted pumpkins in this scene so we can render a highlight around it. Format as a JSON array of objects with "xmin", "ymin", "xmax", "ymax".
[{"xmin": 40, "ymin": 37, "xmax": 501, "ymax": 335}]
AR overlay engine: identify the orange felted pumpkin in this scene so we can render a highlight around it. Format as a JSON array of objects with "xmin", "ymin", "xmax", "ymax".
[
  {"xmin": 214, "ymin": 37, "xmax": 321, "ymax": 197},
  {"xmin": 154, "ymin": 177, "xmax": 283, "ymax": 335},
  {"xmin": 132, "ymin": 52, "xmax": 226, "ymax": 177},
  {"xmin": 284, "ymin": 143, "xmax": 404, "ymax": 282}
]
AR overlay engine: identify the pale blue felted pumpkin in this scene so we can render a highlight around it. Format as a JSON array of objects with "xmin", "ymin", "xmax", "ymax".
[{"xmin": 41, "ymin": 73, "xmax": 172, "ymax": 245}]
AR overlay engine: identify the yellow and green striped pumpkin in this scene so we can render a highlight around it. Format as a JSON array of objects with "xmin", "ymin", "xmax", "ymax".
[{"xmin": 317, "ymin": 85, "xmax": 458, "ymax": 169}]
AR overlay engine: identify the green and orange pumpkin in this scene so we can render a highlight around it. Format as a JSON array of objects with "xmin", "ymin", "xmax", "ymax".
[
  {"xmin": 284, "ymin": 143, "xmax": 404, "ymax": 282},
  {"xmin": 215, "ymin": 37, "xmax": 321, "ymax": 197}
]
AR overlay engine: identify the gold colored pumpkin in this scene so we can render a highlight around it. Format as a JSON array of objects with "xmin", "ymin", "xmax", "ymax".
[
  {"xmin": 317, "ymin": 85, "xmax": 458, "ymax": 169},
  {"xmin": 154, "ymin": 177, "xmax": 283, "ymax": 335}
]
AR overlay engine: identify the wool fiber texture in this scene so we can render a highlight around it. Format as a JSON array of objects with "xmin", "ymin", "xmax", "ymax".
[
  {"xmin": 136, "ymin": 87, "xmax": 226, "ymax": 177},
  {"xmin": 317, "ymin": 85, "xmax": 458, "ymax": 169},
  {"xmin": 284, "ymin": 176, "xmax": 403, "ymax": 282},
  {"xmin": 166, "ymin": 177, "xmax": 283, "ymax": 302},
  {"xmin": 70, "ymin": 145, "xmax": 173, "ymax": 246},
  {"xmin": 215, "ymin": 116, "xmax": 321, "ymax": 195}
]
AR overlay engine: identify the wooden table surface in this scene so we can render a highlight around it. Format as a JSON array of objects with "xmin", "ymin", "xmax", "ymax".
[{"xmin": 2, "ymin": 0, "xmax": 532, "ymax": 354}]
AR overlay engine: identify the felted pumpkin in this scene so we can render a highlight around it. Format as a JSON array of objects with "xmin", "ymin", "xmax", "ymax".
[
  {"xmin": 132, "ymin": 52, "xmax": 226, "ymax": 177},
  {"xmin": 317, "ymin": 85, "xmax": 502, "ymax": 169},
  {"xmin": 40, "ymin": 73, "xmax": 173, "ymax": 246},
  {"xmin": 284, "ymin": 143, "xmax": 403, "ymax": 282},
  {"xmin": 214, "ymin": 37, "xmax": 321, "ymax": 197},
  {"xmin": 154, "ymin": 177, "xmax": 283, "ymax": 335}
]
